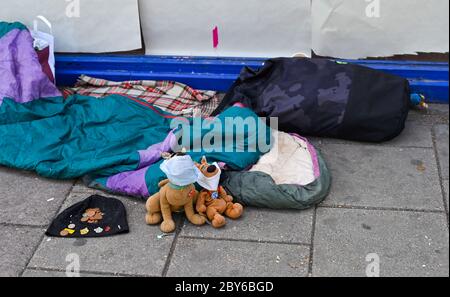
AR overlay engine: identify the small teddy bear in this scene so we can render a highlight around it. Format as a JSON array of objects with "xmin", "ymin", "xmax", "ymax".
[
  {"xmin": 195, "ymin": 156, "xmax": 243, "ymax": 228},
  {"xmin": 146, "ymin": 152, "xmax": 206, "ymax": 233}
]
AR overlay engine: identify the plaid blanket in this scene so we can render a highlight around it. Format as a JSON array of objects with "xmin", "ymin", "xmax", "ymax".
[{"xmin": 62, "ymin": 75, "xmax": 221, "ymax": 117}]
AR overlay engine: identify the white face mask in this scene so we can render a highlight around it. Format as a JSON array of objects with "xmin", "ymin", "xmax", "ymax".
[
  {"xmin": 160, "ymin": 155, "xmax": 198, "ymax": 186},
  {"xmin": 195, "ymin": 163, "xmax": 221, "ymax": 191}
]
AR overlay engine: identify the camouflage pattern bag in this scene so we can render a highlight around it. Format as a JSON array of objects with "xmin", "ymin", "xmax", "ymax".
[{"xmin": 214, "ymin": 58, "xmax": 410, "ymax": 142}]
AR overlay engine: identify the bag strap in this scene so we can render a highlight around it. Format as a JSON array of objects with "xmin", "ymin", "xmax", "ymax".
[{"xmin": 33, "ymin": 15, "xmax": 53, "ymax": 35}]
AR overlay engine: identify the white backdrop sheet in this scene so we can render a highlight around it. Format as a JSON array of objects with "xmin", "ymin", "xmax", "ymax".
[
  {"xmin": 311, "ymin": 0, "xmax": 449, "ymax": 59},
  {"xmin": 0, "ymin": 0, "xmax": 142, "ymax": 53},
  {"xmin": 139, "ymin": 0, "xmax": 312, "ymax": 57}
]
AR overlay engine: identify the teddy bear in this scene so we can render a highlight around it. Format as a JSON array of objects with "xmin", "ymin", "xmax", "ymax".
[
  {"xmin": 195, "ymin": 156, "xmax": 244, "ymax": 228},
  {"xmin": 146, "ymin": 152, "xmax": 206, "ymax": 233}
]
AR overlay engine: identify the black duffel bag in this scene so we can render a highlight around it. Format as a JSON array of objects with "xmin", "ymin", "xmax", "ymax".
[{"xmin": 213, "ymin": 58, "xmax": 411, "ymax": 142}]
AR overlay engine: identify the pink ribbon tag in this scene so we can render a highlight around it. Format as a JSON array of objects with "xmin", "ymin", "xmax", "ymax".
[{"xmin": 212, "ymin": 26, "xmax": 219, "ymax": 49}]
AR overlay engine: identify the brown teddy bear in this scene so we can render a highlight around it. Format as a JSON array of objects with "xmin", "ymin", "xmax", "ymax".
[
  {"xmin": 195, "ymin": 157, "xmax": 243, "ymax": 228},
  {"xmin": 146, "ymin": 152, "xmax": 206, "ymax": 233}
]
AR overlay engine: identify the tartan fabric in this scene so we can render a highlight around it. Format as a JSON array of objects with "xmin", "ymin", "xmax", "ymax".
[{"xmin": 62, "ymin": 75, "xmax": 221, "ymax": 117}]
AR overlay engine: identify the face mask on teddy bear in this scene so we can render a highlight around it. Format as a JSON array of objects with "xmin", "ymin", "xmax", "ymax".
[
  {"xmin": 160, "ymin": 153, "xmax": 199, "ymax": 187},
  {"xmin": 195, "ymin": 157, "xmax": 221, "ymax": 191}
]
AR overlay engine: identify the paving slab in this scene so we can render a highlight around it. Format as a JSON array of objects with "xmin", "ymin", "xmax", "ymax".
[
  {"xmin": 313, "ymin": 208, "xmax": 449, "ymax": 277},
  {"xmin": 167, "ymin": 238, "xmax": 310, "ymax": 277},
  {"xmin": 433, "ymin": 125, "xmax": 449, "ymax": 179},
  {"xmin": 22, "ymin": 269, "xmax": 115, "ymax": 277},
  {"xmin": 0, "ymin": 167, "xmax": 74, "ymax": 226},
  {"xmin": 70, "ymin": 179, "xmax": 91, "ymax": 193},
  {"xmin": 0, "ymin": 226, "xmax": 44, "ymax": 277},
  {"xmin": 320, "ymin": 144, "xmax": 443, "ymax": 210},
  {"xmin": 28, "ymin": 192, "xmax": 176, "ymax": 276},
  {"xmin": 384, "ymin": 121, "xmax": 433, "ymax": 148},
  {"xmin": 181, "ymin": 208, "xmax": 314, "ymax": 244},
  {"xmin": 425, "ymin": 104, "xmax": 449, "ymax": 117},
  {"xmin": 408, "ymin": 104, "xmax": 449, "ymax": 124},
  {"xmin": 70, "ymin": 180, "xmax": 146, "ymax": 203},
  {"xmin": 307, "ymin": 121, "xmax": 434, "ymax": 149},
  {"xmin": 71, "ymin": 179, "xmax": 110, "ymax": 195}
]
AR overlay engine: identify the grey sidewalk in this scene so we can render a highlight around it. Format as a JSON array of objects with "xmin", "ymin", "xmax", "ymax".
[{"xmin": 1, "ymin": 105, "xmax": 448, "ymax": 277}]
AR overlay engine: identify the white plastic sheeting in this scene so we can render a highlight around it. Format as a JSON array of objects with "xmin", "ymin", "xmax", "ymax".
[
  {"xmin": 139, "ymin": 0, "xmax": 312, "ymax": 57},
  {"xmin": 312, "ymin": 0, "xmax": 449, "ymax": 59},
  {"xmin": 1, "ymin": 0, "xmax": 448, "ymax": 58},
  {"xmin": 0, "ymin": 0, "xmax": 142, "ymax": 53}
]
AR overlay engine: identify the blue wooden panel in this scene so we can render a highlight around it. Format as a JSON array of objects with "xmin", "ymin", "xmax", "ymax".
[
  {"xmin": 349, "ymin": 63, "xmax": 449, "ymax": 81},
  {"xmin": 409, "ymin": 80, "xmax": 449, "ymax": 104},
  {"xmin": 55, "ymin": 55, "xmax": 449, "ymax": 103},
  {"xmin": 55, "ymin": 69, "xmax": 238, "ymax": 92},
  {"xmin": 55, "ymin": 55, "xmax": 265, "ymax": 75}
]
